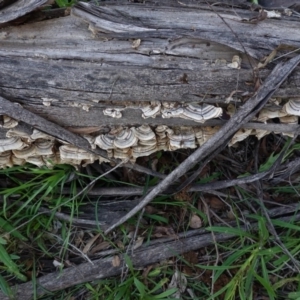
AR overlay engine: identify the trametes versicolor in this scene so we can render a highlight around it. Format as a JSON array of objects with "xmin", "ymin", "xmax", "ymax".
[{"xmin": 0, "ymin": 99, "xmax": 299, "ymax": 168}]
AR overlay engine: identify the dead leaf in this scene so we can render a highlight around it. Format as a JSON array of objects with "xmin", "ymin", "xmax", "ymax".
[
  {"xmin": 53, "ymin": 260, "xmax": 63, "ymax": 268},
  {"xmin": 116, "ymin": 240, "xmax": 125, "ymax": 250},
  {"xmin": 151, "ymin": 158, "xmax": 158, "ymax": 171},
  {"xmin": 227, "ymin": 209, "xmax": 236, "ymax": 220},
  {"xmin": 145, "ymin": 205, "xmax": 160, "ymax": 214},
  {"xmin": 153, "ymin": 226, "xmax": 176, "ymax": 237},
  {"xmin": 133, "ymin": 237, "xmax": 144, "ymax": 250},
  {"xmin": 74, "ymin": 230, "xmax": 84, "ymax": 248},
  {"xmin": 142, "ymin": 265, "xmax": 154, "ymax": 278},
  {"xmin": 89, "ymin": 241, "xmax": 110, "ymax": 254},
  {"xmin": 174, "ymin": 190, "xmax": 192, "ymax": 202},
  {"xmin": 258, "ymin": 48, "xmax": 277, "ymax": 69},
  {"xmin": 168, "ymin": 270, "xmax": 187, "ymax": 298},
  {"xmin": 127, "ymin": 231, "xmax": 135, "ymax": 239},
  {"xmin": 112, "ymin": 255, "xmax": 120, "ymax": 267},
  {"xmin": 208, "ymin": 196, "xmax": 224, "ymax": 210},
  {"xmin": 83, "ymin": 233, "xmax": 100, "ymax": 254},
  {"xmin": 183, "ymin": 251, "xmax": 198, "ymax": 265},
  {"xmin": 64, "ymin": 260, "xmax": 73, "ymax": 267},
  {"xmin": 189, "ymin": 214, "xmax": 202, "ymax": 229},
  {"xmin": 242, "ymin": 9, "xmax": 268, "ymax": 24}
]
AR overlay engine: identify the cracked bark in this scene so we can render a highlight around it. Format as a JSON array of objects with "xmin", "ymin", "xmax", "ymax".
[{"xmin": 0, "ymin": 0, "xmax": 300, "ymax": 129}]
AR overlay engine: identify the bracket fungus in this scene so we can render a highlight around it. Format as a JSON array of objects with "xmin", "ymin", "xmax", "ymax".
[
  {"xmin": 13, "ymin": 145, "xmax": 37, "ymax": 159},
  {"xmin": 227, "ymin": 55, "xmax": 242, "ymax": 69},
  {"xmin": 59, "ymin": 145, "xmax": 102, "ymax": 166},
  {"xmin": 254, "ymin": 129, "xmax": 270, "ymax": 140},
  {"xmin": 0, "ymin": 151, "xmax": 13, "ymax": 168},
  {"xmin": 132, "ymin": 144, "xmax": 158, "ymax": 158},
  {"xmin": 0, "ymin": 137, "xmax": 26, "ymax": 152},
  {"xmin": 1, "ymin": 95, "xmax": 300, "ymax": 169},
  {"xmin": 167, "ymin": 127, "xmax": 196, "ymax": 150},
  {"xmin": 113, "ymin": 148, "xmax": 131, "ymax": 160},
  {"xmin": 282, "ymin": 98, "xmax": 300, "ymax": 116},
  {"xmin": 95, "ymin": 134, "xmax": 115, "ymax": 150},
  {"xmin": 162, "ymin": 104, "xmax": 222, "ymax": 123},
  {"xmin": 278, "ymin": 115, "xmax": 299, "ymax": 137},
  {"xmin": 140, "ymin": 101, "xmax": 161, "ymax": 119},
  {"xmin": 30, "ymin": 129, "xmax": 55, "ymax": 141},
  {"xmin": 26, "ymin": 156, "xmax": 46, "ymax": 168},
  {"xmin": 35, "ymin": 140, "xmax": 54, "ymax": 155},
  {"xmin": 258, "ymin": 107, "xmax": 287, "ymax": 122},
  {"xmin": 98, "ymin": 100, "xmax": 223, "ymax": 123},
  {"xmin": 155, "ymin": 125, "xmax": 169, "ymax": 151},
  {"xmin": 279, "ymin": 115, "xmax": 298, "ymax": 124},
  {"xmin": 83, "ymin": 135, "xmax": 96, "ymax": 149},
  {"xmin": 103, "ymin": 108, "xmax": 124, "ymax": 119},
  {"xmin": 194, "ymin": 127, "xmax": 220, "ymax": 146},
  {"xmin": 162, "ymin": 107, "xmax": 184, "ymax": 119},
  {"xmin": 11, "ymin": 155, "xmax": 26, "ymax": 167},
  {"xmin": 113, "ymin": 128, "xmax": 138, "ymax": 149},
  {"xmin": 1, "ymin": 116, "xmax": 18, "ymax": 129},
  {"xmin": 229, "ymin": 128, "xmax": 253, "ymax": 146},
  {"xmin": 6, "ymin": 128, "xmax": 31, "ymax": 141},
  {"xmin": 133, "ymin": 125, "xmax": 156, "ymax": 145}
]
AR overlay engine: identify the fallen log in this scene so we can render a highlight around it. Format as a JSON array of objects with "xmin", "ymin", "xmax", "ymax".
[
  {"xmin": 1, "ymin": 2, "xmax": 300, "ymax": 297},
  {"xmin": 0, "ymin": 0, "xmax": 300, "ymax": 168}
]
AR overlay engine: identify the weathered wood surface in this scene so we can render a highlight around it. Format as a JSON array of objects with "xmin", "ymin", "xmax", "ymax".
[
  {"xmin": 0, "ymin": 0, "xmax": 300, "ymax": 128},
  {"xmin": 0, "ymin": 0, "xmax": 48, "ymax": 24}
]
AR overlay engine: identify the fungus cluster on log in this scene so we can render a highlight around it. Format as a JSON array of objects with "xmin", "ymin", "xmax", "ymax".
[
  {"xmin": 0, "ymin": 98, "xmax": 299, "ymax": 168},
  {"xmin": 0, "ymin": 0, "xmax": 300, "ymax": 169}
]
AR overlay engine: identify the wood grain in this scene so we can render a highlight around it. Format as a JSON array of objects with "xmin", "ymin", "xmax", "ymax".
[
  {"xmin": 0, "ymin": 0, "xmax": 48, "ymax": 24},
  {"xmin": 0, "ymin": 1, "xmax": 299, "ymax": 127}
]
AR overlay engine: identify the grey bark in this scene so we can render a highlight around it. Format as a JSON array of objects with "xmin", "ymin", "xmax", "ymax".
[
  {"xmin": 0, "ymin": 0, "xmax": 300, "ymax": 128},
  {"xmin": 0, "ymin": 0, "xmax": 48, "ymax": 24}
]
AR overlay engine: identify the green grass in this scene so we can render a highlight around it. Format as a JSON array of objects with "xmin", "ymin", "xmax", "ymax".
[
  {"xmin": 0, "ymin": 137, "xmax": 300, "ymax": 299},
  {"xmin": 0, "ymin": 164, "xmax": 89, "ymax": 296},
  {"xmin": 55, "ymin": 0, "xmax": 90, "ymax": 8},
  {"xmin": 193, "ymin": 212, "xmax": 300, "ymax": 300},
  {"xmin": 55, "ymin": 0, "xmax": 79, "ymax": 8}
]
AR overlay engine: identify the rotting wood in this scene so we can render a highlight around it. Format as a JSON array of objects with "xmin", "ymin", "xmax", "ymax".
[
  {"xmin": 0, "ymin": 1, "xmax": 300, "ymax": 166},
  {"xmin": 0, "ymin": 1, "xmax": 300, "ymax": 119}
]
